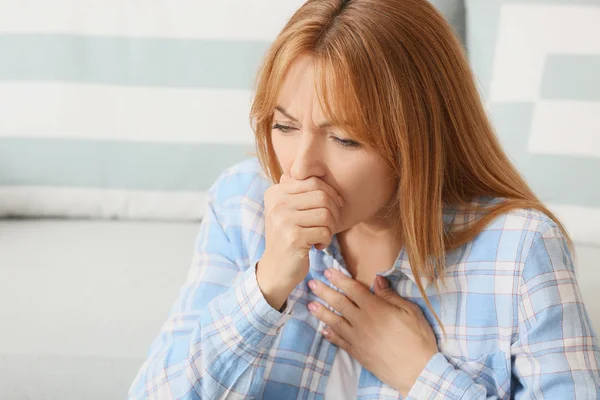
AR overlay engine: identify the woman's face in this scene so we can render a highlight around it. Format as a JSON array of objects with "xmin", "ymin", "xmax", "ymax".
[{"xmin": 271, "ymin": 55, "xmax": 397, "ymax": 234}]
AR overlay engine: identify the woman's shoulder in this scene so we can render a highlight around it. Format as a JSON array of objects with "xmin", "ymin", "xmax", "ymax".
[
  {"xmin": 202, "ymin": 157, "xmax": 271, "ymax": 261},
  {"xmin": 206, "ymin": 156, "xmax": 271, "ymax": 209},
  {"xmin": 450, "ymin": 196, "xmax": 571, "ymax": 268},
  {"xmin": 448, "ymin": 195, "xmax": 564, "ymax": 237}
]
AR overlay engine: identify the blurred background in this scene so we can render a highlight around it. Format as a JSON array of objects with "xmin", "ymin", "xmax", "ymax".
[{"xmin": 0, "ymin": 0, "xmax": 598, "ymax": 398}]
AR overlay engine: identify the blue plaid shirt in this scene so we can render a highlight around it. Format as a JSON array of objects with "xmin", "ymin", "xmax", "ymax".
[{"xmin": 129, "ymin": 157, "xmax": 600, "ymax": 399}]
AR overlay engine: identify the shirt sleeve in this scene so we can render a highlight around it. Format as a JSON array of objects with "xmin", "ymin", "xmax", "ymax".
[
  {"xmin": 127, "ymin": 176, "xmax": 293, "ymax": 400},
  {"xmin": 511, "ymin": 220, "xmax": 600, "ymax": 398},
  {"xmin": 406, "ymin": 220, "xmax": 600, "ymax": 399}
]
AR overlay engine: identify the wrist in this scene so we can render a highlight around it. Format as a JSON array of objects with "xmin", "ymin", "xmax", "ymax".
[
  {"xmin": 256, "ymin": 260, "xmax": 295, "ymax": 311},
  {"xmin": 398, "ymin": 350, "xmax": 438, "ymax": 396}
]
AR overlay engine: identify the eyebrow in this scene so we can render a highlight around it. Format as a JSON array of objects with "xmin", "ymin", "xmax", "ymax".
[{"xmin": 275, "ymin": 106, "xmax": 334, "ymax": 129}]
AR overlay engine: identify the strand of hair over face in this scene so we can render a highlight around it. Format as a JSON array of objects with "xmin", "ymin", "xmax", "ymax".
[{"xmin": 250, "ymin": 0, "xmax": 575, "ymax": 339}]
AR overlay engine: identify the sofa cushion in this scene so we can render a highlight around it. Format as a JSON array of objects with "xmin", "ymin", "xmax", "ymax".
[
  {"xmin": 0, "ymin": 219, "xmax": 199, "ymax": 398},
  {"xmin": 0, "ymin": 218, "xmax": 597, "ymax": 399}
]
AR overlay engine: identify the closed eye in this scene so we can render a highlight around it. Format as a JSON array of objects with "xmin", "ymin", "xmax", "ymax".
[
  {"xmin": 272, "ymin": 123, "xmax": 295, "ymax": 133},
  {"xmin": 331, "ymin": 137, "xmax": 361, "ymax": 148},
  {"xmin": 271, "ymin": 123, "xmax": 361, "ymax": 149}
]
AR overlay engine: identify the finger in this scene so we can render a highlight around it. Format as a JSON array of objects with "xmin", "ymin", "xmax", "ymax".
[
  {"xmin": 308, "ymin": 279, "xmax": 359, "ymax": 323},
  {"xmin": 321, "ymin": 326, "xmax": 352, "ymax": 352},
  {"xmin": 307, "ymin": 301, "xmax": 353, "ymax": 338},
  {"xmin": 288, "ymin": 191, "xmax": 341, "ymax": 229},
  {"xmin": 373, "ymin": 277, "xmax": 420, "ymax": 313},
  {"xmin": 294, "ymin": 208, "xmax": 339, "ymax": 233},
  {"xmin": 324, "ymin": 269, "xmax": 372, "ymax": 308},
  {"xmin": 302, "ymin": 226, "xmax": 334, "ymax": 249},
  {"xmin": 314, "ymin": 243, "xmax": 327, "ymax": 251},
  {"xmin": 280, "ymin": 176, "xmax": 345, "ymax": 208}
]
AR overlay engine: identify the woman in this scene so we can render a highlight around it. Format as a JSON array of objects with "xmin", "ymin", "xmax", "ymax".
[{"xmin": 129, "ymin": 0, "xmax": 600, "ymax": 398}]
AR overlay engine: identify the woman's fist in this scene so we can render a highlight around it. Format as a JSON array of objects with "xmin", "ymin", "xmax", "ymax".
[{"xmin": 258, "ymin": 174, "xmax": 345, "ymax": 297}]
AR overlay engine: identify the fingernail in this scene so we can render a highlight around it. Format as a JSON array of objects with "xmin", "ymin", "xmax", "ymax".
[
  {"xmin": 324, "ymin": 269, "xmax": 332, "ymax": 279},
  {"xmin": 378, "ymin": 276, "xmax": 389, "ymax": 288},
  {"xmin": 337, "ymin": 196, "xmax": 345, "ymax": 207},
  {"xmin": 308, "ymin": 303, "xmax": 318, "ymax": 313}
]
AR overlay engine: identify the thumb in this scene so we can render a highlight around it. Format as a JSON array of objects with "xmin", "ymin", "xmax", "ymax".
[
  {"xmin": 375, "ymin": 276, "xmax": 415, "ymax": 311},
  {"xmin": 374, "ymin": 276, "xmax": 398, "ymax": 301},
  {"xmin": 375, "ymin": 275, "xmax": 390, "ymax": 293}
]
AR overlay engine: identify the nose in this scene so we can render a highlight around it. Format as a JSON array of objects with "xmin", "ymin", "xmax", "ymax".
[{"xmin": 289, "ymin": 133, "xmax": 326, "ymax": 180}]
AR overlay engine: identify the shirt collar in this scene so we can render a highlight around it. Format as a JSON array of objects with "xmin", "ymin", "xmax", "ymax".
[
  {"xmin": 321, "ymin": 204, "xmax": 465, "ymax": 290},
  {"xmin": 322, "ymin": 233, "xmax": 429, "ymax": 288}
]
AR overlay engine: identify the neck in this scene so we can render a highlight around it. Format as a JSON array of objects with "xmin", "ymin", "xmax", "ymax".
[
  {"xmin": 336, "ymin": 220, "xmax": 404, "ymax": 281},
  {"xmin": 342, "ymin": 201, "xmax": 400, "ymax": 241},
  {"xmin": 338, "ymin": 221, "xmax": 402, "ymax": 249}
]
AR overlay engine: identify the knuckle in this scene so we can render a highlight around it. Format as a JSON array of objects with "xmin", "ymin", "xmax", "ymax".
[
  {"xmin": 332, "ymin": 318, "xmax": 345, "ymax": 330},
  {"xmin": 348, "ymin": 281, "xmax": 362, "ymax": 294},
  {"xmin": 338, "ymin": 296, "xmax": 351, "ymax": 313},
  {"xmin": 328, "ymin": 196, "xmax": 339, "ymax": 211},
  {"xmin": 308, "ymin": 177, "xmax": 321, "ymax": 191},
  {"xmin": 320, "ymin": 208, "xmax": 334, "ymax": 226},
  {"xmin": 268, "ymin": 201, "xmax": 282, "ymax": 215},
  {"xmin": 319, "ymin": 226, "xmax": 331, "ymax": 239},
  {"xmin": 264, "ymin": 186, "xmax": 277, "ymax": 202},
  {"xmin": 316, "ymin": 190, "xmax": 328, "ymax": 204},
  {"xmin": 318, "ymin": 208, "xmax": 329, "ymax": 219}
]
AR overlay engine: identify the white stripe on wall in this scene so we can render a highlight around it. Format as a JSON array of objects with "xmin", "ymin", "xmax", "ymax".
[
  {"xmin": 529, "ymin": 100, "xmax": 600, "ymax": 158},
  {"xmin": 0, "ymin": 82, "xmax": 256, "ymax": 144},
  {"xmin": 548, "ymin": 203, "xmax": 600, "ymax": 247},
  {"xmin": 0, "ymin": 186, "xmax": 208, "ymax": 221},
  {"xmin": 0, "ymin": 0, "xmax": 306, "ymax": 41}
]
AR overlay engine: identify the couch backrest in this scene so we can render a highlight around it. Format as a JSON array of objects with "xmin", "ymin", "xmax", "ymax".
[
  {"xmin": 465, "ymin": 0, "xmax": 600, "ymax": 246},
  {"xmin": 0, "ymin": 0, "xmax": 466, "ymax": 221}
]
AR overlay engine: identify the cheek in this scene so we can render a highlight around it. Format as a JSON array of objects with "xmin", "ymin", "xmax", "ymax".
[
  {"xmin": 271, "ymin": 135, "xmax": 293, "ymax": 169},
  {"xmin": 346, "ymin": 170, "xmax": 394, "ymax": 209},
  {"xmin": 338, "ymin": 176, "xmax": 370, "ymax": 211}
]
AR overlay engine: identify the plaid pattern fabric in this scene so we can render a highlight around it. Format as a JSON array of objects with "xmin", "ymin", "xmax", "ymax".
[{"xmin": 129, "ymin": 157, "xmax": 600, "ymax": 399}]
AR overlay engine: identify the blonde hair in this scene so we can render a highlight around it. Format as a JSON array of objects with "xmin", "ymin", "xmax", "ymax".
[{"xmin": 249, "ymin": 0, "xmax": 573, "ymax": 328}]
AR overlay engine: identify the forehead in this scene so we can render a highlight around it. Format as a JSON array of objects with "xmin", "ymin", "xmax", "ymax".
[
  {"xmin": 274, "ymin": 53, "xmax": 359, "ymax": 136},
  {"xmin": 281, "ymin": 54, "xmax": 315, "ymax": 87},
  {"xmin": 276, "ymin": 55, "xmax": 329, "ymax": 118}
]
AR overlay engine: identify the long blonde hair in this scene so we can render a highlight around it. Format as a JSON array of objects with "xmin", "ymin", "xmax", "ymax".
[{"xmin": 249, "ymin": 0, "xmax": 573, "ymax": 326}]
